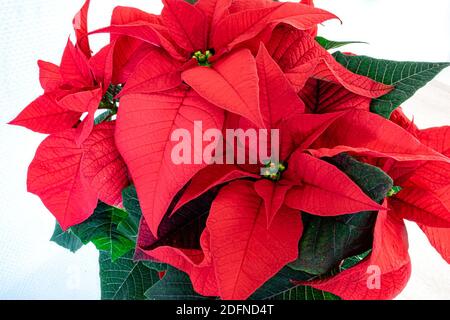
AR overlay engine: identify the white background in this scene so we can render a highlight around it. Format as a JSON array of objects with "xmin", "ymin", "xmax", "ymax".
[{"xmin": 0, "ymin": 0, "xmax": 449, "ymax": 299}]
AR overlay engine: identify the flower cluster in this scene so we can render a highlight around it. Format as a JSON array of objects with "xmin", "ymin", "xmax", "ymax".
[{"xmin": 11, "ymin": 0, "xmax": 450, "ymax": 300}]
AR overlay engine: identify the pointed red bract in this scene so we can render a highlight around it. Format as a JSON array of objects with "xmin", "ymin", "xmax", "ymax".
[
  {"xmin": 300, "ymin": 78, "xmax": 371, "ymax": 113},
  {"xmin": 9, "ymin": 94, "xmax": 81, "ymax": 134},
  {"xmin": 309, "ymin": 110, "xmax": 450, "ymax": 163},
  {"xmin": 58, "ymin": 88, "xmax": 103, "ymax": 145},
  {"xmin": 111, "ymin": 6, "xmax": 162, "ymax": 27},
  {"xmin": 283, "ymin": 152, "xmax": 384, "ymax": 215},
  {"xmin": 171, "ymin": 164, "xmax": 259, "ymax": 215},
  {"xmin": 256, "ymin": 43, "xmax": 305, "ymax": 127},
  {"xmin": 196, "ymin": 0, "xmax": 232, "ymax": 28},
  {"xmin": 419, "ymin": 224, "xmax": 450, "ymax": 264},
  {"xmin": 136, "ymin": 220, "xmax": 219, "ymax": 297},
  {"xmin": 162, "ymin": 0, "xmax": 208, "ymax": 53},
  {"xmin": 38, "ymin": 60, "xmax": 63, "ymax": 92},
  {"xmin": 254, "ymin": 179, "xmax": 290, "ymax": 227},
  {"xmin": 27, "ymin": 129, "xmax": 98, "ymax": 230},
  {"xmin": 390, "ymin": 187, "xmax": 450, "ymax": 228},
  {"xmin": 115, "ymin": 87, "xmax": 224, "ymax": 235},
  {"xmin": 60, "ymin": 39, "xmax": 93, "ymax": 88},
  {"xmin": 267, "ymin": 26, "xmax": 392, "ymax": 96},
  {"xmin": 304, "ymin": 206, "xmax": 411, "ymax": 300},
  {"xmin": 182, "ymin": 49, "xmax": 264, "ymax": 128},
  {"xmin": 81, "ymin": 122, "xmax": 129, "ymax": 206},
  {"xmin": 73, "ymin": 0, "xmax": 91, "ymax": 58},
  {"xmin": 207, "ymin": 180, "xmax": 302, "ymax": 300},
  {"xmin": 280, "ymin": 111, "xmax": 345, "ymax": 160},
  {"xmin": 119, "ymin": 47, "xmax": 182, "ymax": 96},
  {"xmin": 211, "ymin": 2, "xmax": 337, "ymax": 51}
]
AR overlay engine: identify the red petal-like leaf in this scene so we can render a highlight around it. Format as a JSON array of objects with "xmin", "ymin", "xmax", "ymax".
[
  {"xmin": 136, "ymin": 220, "xmax": 218, "ymax": 296},
  {"xmin": 267, "ymin": 27, "xmax": 392, "ymax": 96},
  {"xmin": 390, "ymin": 187, "xmax": 450, "ymax": 228},
  {"xmin": 111, "ymin": 6, "xmax": 162, "ymax": 26},
  {"xmin": 81, "ymin": 122, "xmax": 129, "ymax": 206},
  {"xmin": 115, "ymin": 87, "xmax": 224, "ymax": 235},
  {"xmin": 207, "ymin": 180, "xmax": 302, "ymax": 300},
  {"xmin": 300, "ymin": 78, "xmax": 371, "ymax": 113},
  {"xmin": 60, "ymin": 39, "xmax": 93, "ymax": 88},
  {"xmin": 58, "ymin": 88, "xmax": 103, "ymax": 145},
  {"xmin": 9, "ymin": 94, "xmax": 81, "ymax": 134},
  {"xmin": 119, "ymin": 47, "xmax": 182, "ymax": 96},
  {"xmin": 256, "ymin": 43, "xmax": 305, "ymax": 127},
  {"xmin": 182, "ymin": 49, "xmax": 264, "ymax": 128},
  {"xmin": 89, "ymin": 43, "xmax": 114, "ymax": 87},
  {"xmin": 162, "ymin": 0, "xmax": 208, "ymax": 53},
  {"xmin": 284, "ymin": 152, "xmax": 384, "ymax": 215},
  {"xmin": 172, "ymin": 164, "xmax": 259, "ymax": 215},
  {"xmin": 280, "ymin": 111, "xmax": 345, "ymax": 160},
  {"xmin": 212, "ymin": 2, "xmax": 337, "ymax": 51},
  {"xmin": 254, "ymin": 179, "xmax": 290, "ymax": 227},
  {"xmin": 309, "ymin": 110, "xmax": 450, "ymax": 162},
  {"xmin": 419, "ymin": 224, "xmax": 450, "ymax": 264},
  {"xmin": 91, "ymin": 24, "xmax": 184, "ymax": 61},
  {"xmin": 303, "ymin": 206, "xmax": 411, "ymax": 300},
  {"xmin": 73, "ymin": 0, "xmax": 91, "ymax": 57},
  {"xmin": 27, "ymin": 129, "xmax": 98, "ymax": 230},
  {"xmin": 418, "ymin": 126, "xmax": 450, "ymax": 156},
  {"xmin": 38, "ymin": 60, "xmax": 62, "ymax": 92},
  {"xmin": 196, "ymin": 0, "xmax": 232, "ymax": 28}
]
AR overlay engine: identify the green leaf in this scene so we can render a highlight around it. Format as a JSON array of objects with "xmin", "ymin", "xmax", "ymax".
[
  {"xmin": 71, "ymin": 202, "xmax": 135, "ymax": 261},
  {"xmin": 289, "ymin": 154, "xmax": 393, "ymax": 275},
  {"xmin": 145, "ymin": 266, "xmax": 208, "ymax": 300},
  {"xmin": 94, "ymin": 110, "xmax": 113, "ymax": 125},
  {"xmin": 50, "ymin": 222, "xmax": 83, "ymax": 253},
  {"xmin": 118, "ymin": 186, "xmax": 142, "ymax": 242},
  {"xmin": 333, "ymin": 51, "xmax": 450, "ymax": 118},
  {"xmin": 251, "ymin": 267, "xmax": 339, "ymax": 300},
  {"xmin": 316, "ymin": 36, "xmax": 366, "ymax": 51},
  {"xmin": 273, "ymin": 286, "xmax": 340, "ymax": 300},
  {"xmin": 99, "ymin": 251, "xmax": 159, "ymax": 300},
  {"xmin": 340, "ymin": 250, "xmax": 370, "ymax": 271},
  {"xmin": 142, "ymin": 260, "xmax": 168, "ymax": 272}
]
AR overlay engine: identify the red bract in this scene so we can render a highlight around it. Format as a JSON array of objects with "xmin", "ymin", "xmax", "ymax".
[
  {"xmin": 10, "ymin": 0, "xmax": 450, "ymax": 301},
  {"xmin": 134, "ymin": 39, "xmax": 409, "ymax": 299},
  {"xmin": 10, "ymin": 0, "xmax": 102, "ymax": 144},
  {"xmin": 307, "ymin": 109, "xmax": 450, "ymax": 300},
  {"xmin": 383, "ymin": 110, "xmax": 450, "ymax": 263},
  {"xmin": 28, "ymin": 122, "xmax": 129, "ymax": 230},
  {"xmin": 10, "ymin": 1, "xmax": 130, "ymax": 229},
  {"xmin": 110, "ymin": 0, "xmax": 396, "ymax": 238},
  {"xmin": 303, "ymin": 203, "xmax": 412, "ymax": 300}
]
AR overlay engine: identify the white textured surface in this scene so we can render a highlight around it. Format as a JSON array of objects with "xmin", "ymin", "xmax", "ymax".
[{"xmin": 0, "ymin": 0, "xmax": 449, "ymax": 300}]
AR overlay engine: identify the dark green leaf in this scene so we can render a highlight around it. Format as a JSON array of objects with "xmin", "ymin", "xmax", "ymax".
[
  {"xmin": 289, "ymin": 154, "xmax": 393, "ymax": 275},
  {"xmin": 272, "ymin": 286, "xmax": 340, "ymax": 300},
  {"xmin": 145, "ymin": 266, "xmax": 208, "ymax": 300},
  {"xmin": 119, "ymin": 186, "xmax": 142, "ymax": 242},
  {"xmin": 94, "ymin": 110, "xmax": 114, "ymax": 125},
  {"xmin": 71, "ymin": 202, "xmax": 134, "ymax": 261},
  {"xmin": 316, "ymin": 36, "xmax": 366, "ymax": 50},
  {"xmin": 142, "ymin": 260, "xmax": 168, "ymax": 272},
  {"xmin": 50, "ymin": 222, "xmax": 83, "ymax": 253},
  {"xmin": 340, "ymin": 250, "xmax": 370, "ymax": 271},
  {"xmin": 333, "ymin": 51, "xmax": 450, "ymax": 118},
  {"xmin": 250, "ymin": 267, "xmax": 313, "ymax": 300},
  {"xmin": 99, "ymin": 251, "xmax": 159, "ymax": 300}
]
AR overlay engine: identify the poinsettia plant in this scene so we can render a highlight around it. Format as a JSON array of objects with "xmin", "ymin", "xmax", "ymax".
[{"xmin": 10, "ymin": 0, "xmax": 450, "ymax": 300}]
